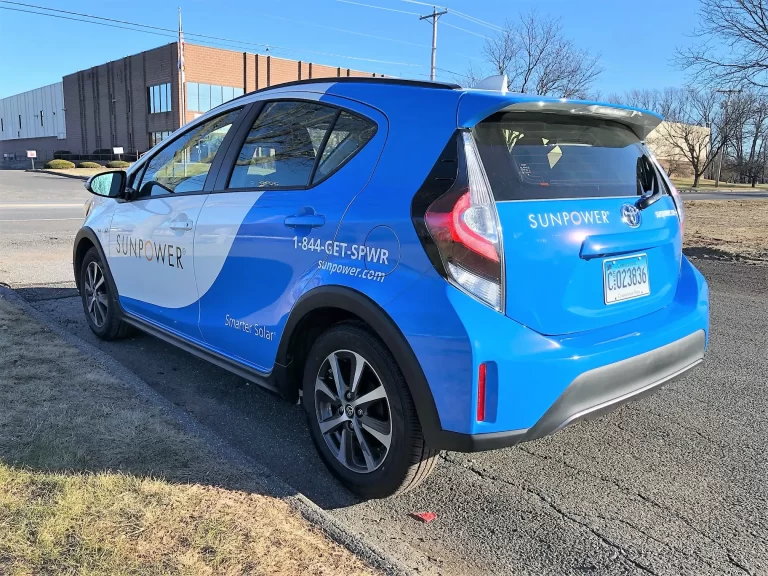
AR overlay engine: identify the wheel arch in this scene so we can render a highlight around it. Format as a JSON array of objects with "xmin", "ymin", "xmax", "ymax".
[
  {"xmin": 73, "ymin": 228, "xmax": 120, "ymax": 307},
  {"xmin": 276, "ymin": 285, "xmax": 444, "ymax": 446}
]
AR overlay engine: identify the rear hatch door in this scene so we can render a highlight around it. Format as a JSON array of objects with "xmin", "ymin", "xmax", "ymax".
[{"xmin": 468, "ymin": 101, "xmax": 681, "ymax": 336}]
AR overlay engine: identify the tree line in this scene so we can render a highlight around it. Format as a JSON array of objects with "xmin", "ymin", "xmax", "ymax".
[{"xmin": 464, "ymin": 1, "xmax": 768, "ymax": 188}]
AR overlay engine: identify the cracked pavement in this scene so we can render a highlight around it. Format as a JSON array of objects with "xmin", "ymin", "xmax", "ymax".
[{"xmin": 2, "ymin": 171, "xmax": 766, "ymax": 575}]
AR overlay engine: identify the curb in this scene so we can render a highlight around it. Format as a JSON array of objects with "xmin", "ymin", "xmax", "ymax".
[
  {"xmin": 0, "ymin": 286, "xmax": 411, "ymax": 576},
  {"xmin": 27, "ymin": 169, "xmax": 89, "ymax": 181}
]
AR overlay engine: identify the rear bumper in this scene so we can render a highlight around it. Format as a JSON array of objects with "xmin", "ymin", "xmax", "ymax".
[
  {"xmin": 385, "ymin": 256, "xmax": 709, "ymax": 451},
  {"xmin": 441, "ymin": 330, "xmax": 704, "ymax": 452},
  {"xmin": 524, "ymin": 329, "xmax": 704, "ymax": 440}
]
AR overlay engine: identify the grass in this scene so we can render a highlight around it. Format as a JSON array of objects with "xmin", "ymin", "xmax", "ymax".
[
  {"xmin": 0, "ymin": 297, "xmax": 376, "ymax": 576},
  {"xmin": 671, "ymin": 176, "xmax": 768, "ymax": 191},
  {"xmin": 683, "ymin": 199, "xmax": 768, "ymax": 263},
  {"xmin": 43, "ymin": 167, "xmax": 125, "ymax": 177}
]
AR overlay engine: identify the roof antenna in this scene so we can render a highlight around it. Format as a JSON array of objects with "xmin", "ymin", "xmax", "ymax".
[{"xmin": 473, "ymin": 75, "xmax": 508, "ymax": 93}]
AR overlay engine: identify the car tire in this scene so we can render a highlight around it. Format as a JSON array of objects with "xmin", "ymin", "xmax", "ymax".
[
  {"xmin": 80, "ymin": 247, "xmax": 132, "ymax": 340},
  {"xmin": 303, "ymin": 321, "xmax": 438, "ymax": 498}
]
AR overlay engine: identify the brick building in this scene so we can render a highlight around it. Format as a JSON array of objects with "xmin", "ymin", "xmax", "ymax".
[{"xmin": 1, "ymin": 42, "xmax": 380, "ymax": 160}]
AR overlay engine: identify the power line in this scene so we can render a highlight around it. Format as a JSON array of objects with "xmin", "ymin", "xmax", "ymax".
[
  {"xmin": 442, "ymin": 21, "xmax": 491, "ymax": 40},
  {"xmin": 335, "ymin": 0, "xmax": 421, "ymax": 16},
  {"xmin": 0, "ymin": 0, "xmax": 424, "ymax": 50},
  {"xmin": 336, "ymin": 0, "xmax": 496, "ymax": 42},
  {"xmin": 263, "ymin": 13, "xmax": 429, "ymax": 48},
  {"xmin": 0, "ymin": 1, "xmax": 424, "ymax": 68},
  {"xmin": 401, "ymin": 0, "xmax": 503, "ymax": 31}
]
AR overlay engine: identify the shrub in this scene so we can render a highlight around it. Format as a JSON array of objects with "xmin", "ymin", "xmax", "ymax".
[
  {"xmin": 77, "ymin": 161, "xmax": 102, "ymax": 169},
  {"xmin": 44, "ymin": 159, "xmax": 75, "ymax": 169},
  {"xmin": 105, "ymin": 160, "xmax": 130, "ymax": 168}
]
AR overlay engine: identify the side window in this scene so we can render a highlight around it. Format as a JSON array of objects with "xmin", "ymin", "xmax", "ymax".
[
  {"xmin": 313, "ymin": 111, "xmax": 376, "ymax": 183},
  {"xmin": 138, "ymin": 108, "xmax": 241, "ymax": 197},
  {"xmin": 229, "ymin": 101, "xmax": 336, "ymax": 189}
]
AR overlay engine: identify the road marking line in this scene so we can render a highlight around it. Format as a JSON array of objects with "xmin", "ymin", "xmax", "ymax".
[{"xmin": 0, "ymin": 217, "xmax": 83, "ymax": 222}]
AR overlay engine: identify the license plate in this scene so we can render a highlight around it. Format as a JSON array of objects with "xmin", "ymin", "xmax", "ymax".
[{"xmin": 603, "ymin": 254, "xmax": 650, "ymax": 304}]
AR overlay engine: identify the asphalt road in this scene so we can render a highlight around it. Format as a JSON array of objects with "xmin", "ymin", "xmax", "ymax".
[
  {"xmin": 1, "ymin": 171, "xmax": 766, "ymax": 575},
  {"xmin": 0, "ymin": 170, "xmax": 89, "ymax": 289}
]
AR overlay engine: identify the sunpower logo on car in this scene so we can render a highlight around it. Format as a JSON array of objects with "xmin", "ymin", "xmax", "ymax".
[
  {"xmin": 115, "ymin": 234, "xmax": 185, "ymax": 269},
  {"xmin": 528, "ymin": 210, "xmax": 610, "ymax": 229}
]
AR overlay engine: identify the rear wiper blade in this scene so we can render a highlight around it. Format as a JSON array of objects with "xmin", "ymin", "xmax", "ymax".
[{"xmin": 636, "ymin": 189, "xmax": 662, "ymax": 210}]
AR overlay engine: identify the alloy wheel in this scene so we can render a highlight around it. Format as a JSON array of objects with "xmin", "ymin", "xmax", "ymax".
[
  {"xmin": 84, "ymin": 261, "xmax": 108, "ymax": 328},
  {"xmin": 314, "ymin": 349, "xmax": 392, "ymax": 473}
]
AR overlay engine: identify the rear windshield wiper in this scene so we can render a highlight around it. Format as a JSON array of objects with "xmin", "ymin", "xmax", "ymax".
[{"xmin": 636, "ymin": 154, "xmax": 663, "ymax": 210}]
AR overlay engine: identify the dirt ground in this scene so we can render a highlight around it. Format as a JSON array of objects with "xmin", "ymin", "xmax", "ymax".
[
  {"xmin": 683, "ymin": 199, "xmax": 768, "ymax": 263},
  {"xmin": 0, "ymin": 295, "xmax": 376, "ymax": 576}
]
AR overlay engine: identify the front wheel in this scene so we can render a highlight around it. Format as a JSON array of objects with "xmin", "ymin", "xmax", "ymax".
[
  {"xmin": 303, "ymin": 322, "xmax": 438, "ymax": 498},
  {"xmin": 79, "ymin": 247, "xmax": 132, "ymax": 340}
]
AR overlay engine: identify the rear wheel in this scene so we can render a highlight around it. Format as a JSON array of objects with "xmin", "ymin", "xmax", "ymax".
[
  {"xmin": 80, "ymin": 247, "xmax": 131, "ymax": 340},
  {"xmin": 303, "ymin": 322, "xmax": 438, "ymax": 498}
]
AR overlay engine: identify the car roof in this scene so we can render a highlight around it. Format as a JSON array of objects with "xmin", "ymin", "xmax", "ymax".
[{"xmin": 207, "ymin": 77, "xmax": 663, "ymax": 139}]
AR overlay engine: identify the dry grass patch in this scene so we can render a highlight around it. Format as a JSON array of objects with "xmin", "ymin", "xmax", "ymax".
[
  {"xmin": 683, "ymin": 199, "xmax": 768, "ymax": 263},
  {"xmin": 43, "ymin": 167, "xmax": 125, "ymax": 178},
  {"xmin": 672, "ymin": 176, "xmax": 768, "ymax": 191},
  {"xmin": 0, "ymin": 297, "xmax": 376, "ymax": 576}
]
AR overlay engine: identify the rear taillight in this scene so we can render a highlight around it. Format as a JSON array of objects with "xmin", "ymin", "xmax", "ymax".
[{"xmin": 415, "ymin": 131, "xmax": 504, "ymax": 311}]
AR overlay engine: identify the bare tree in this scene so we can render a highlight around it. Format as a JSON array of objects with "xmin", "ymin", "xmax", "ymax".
[
  {"xmin": 721, "ymin": 91, "xmax": 768, "ymax": 185},
  {"xmin": 677, "ymin": 0, "xmax": 768, "ymax": 87},
  {"xmin": 654, "ymin": 87, "xmax": 733, "ymax": 187},
  {"xmin": 616, "ymin": 88, "xmax": 676, "ymax": 117},
  {"xmin": 470, "ymin": 10, "xmax": 602, "ymax": 98}
]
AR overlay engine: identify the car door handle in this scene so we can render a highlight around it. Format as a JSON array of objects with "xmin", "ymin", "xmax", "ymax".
[
  {"xmin": 169, "ymin": 219, "xmax": 193, "ymax": 231},
  {"xmin": 284, "ymin": 214, "xmax": 325, "ymax": 228}
]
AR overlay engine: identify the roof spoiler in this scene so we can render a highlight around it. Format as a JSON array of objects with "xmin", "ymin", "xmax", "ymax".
[{"xmin": 457, "ymin": 92, "xmax": 663, "ymax": 140}]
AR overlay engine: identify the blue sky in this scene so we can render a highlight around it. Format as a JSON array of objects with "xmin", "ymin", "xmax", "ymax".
[{"xmin": 0, "ymin": 0, "xmax": 702, "ymax": 99}]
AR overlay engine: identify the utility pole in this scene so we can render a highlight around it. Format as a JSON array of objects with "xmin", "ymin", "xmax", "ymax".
[
  {"xmin": 715, "ymin": 88, "xmax": 742, "ymax": 187},
  {"xmin": 420, "ymin": 6, "xmax": 448, "ymax": 81}
]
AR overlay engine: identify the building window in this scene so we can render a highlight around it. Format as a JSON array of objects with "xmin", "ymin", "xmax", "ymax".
[
  {"xmin": 149, "ymin": 131, "xmax": 172, "ymax": 148},
  {"xmin": 18, "ymin": 115, "xmax": 22, "ymax": 129},
  {"xmin": 186, "ymin": 82, "xmax": 243, "ymax": 113},
  {"xmin": 148, "ymin": 83, "xmax": 172, "ymax": 114},
  {"xmin": 1, "ymin": 118, "xmax": 3, "ymax": 132},
  {"xmin": 40, "ymin": 111, "xmax": 44, "ymax": 127}
]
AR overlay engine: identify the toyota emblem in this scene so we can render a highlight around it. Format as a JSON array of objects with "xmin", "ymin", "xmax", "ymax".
[{"xmin": 621, "ymin": 204, "xmax": 641, "ymax": 228}]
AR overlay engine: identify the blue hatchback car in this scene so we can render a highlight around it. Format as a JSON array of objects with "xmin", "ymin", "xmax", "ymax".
[{"xmin": 74, "ymin": 77, "xmax": 709, "ymax": 497}]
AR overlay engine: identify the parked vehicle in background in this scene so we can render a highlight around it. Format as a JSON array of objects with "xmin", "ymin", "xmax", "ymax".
[{"xmin": 73, "ymin": 77, "xmax": 709, "ymax": 498}]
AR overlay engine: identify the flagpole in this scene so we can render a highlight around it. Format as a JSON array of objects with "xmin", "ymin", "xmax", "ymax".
[
  {"xmin": 178, "ymin": 6, "xmax": 187, "ymax": 176},
  {"xmin": 178, "ymin": 7, "xmax": 185, "ymax": 127}
]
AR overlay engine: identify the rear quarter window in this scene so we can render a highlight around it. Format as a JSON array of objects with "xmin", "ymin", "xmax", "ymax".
[{"xmin": 473, "ymin": 112, "xmax": 654, "ymax": 201}]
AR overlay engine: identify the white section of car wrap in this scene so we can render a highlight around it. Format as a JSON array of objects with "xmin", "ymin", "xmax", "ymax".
[
  {"xmin": 108, "ymin": 196, "xmax": 208, "ymax": 309},
  {"xmin": 84, "ymin": 197, "xmax": 117, "ymax": 242},
  {"xmin": 193, "ymin": 191, "xmax": 264, "ymax": 300}
]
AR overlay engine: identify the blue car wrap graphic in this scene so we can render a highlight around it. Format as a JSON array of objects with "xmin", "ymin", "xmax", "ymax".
[{"xmin": 82, "ymin": 80, "xmax": 709, "ymax": 442}]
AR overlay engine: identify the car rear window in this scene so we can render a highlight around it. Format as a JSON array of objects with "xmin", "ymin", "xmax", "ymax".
[{"xmin": 473, "ymin": 112, "xmax": 654, "ymax": 201}]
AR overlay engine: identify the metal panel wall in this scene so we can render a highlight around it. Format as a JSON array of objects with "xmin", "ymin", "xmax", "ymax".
[{"xmin": 0, "ymin": 82, "xmax": 66, "ymax": 141}]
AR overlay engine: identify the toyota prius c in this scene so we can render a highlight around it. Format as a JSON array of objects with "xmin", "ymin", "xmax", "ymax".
[{"xmin": 74, "ymin": 76, "xmax": 709, "ymax": 498}]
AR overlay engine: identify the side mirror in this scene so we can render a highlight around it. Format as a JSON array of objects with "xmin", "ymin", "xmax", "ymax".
[{"xmin": 85, "ymin": 171, "xmax": 126, "ymax": 198}]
